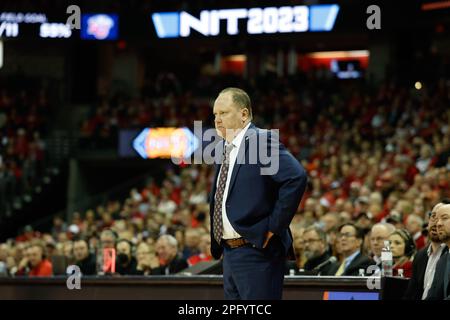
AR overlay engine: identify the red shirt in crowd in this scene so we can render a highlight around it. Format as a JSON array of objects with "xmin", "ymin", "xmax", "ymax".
[
  {"xmin": 393, "ymin": 260, "xmax": 413, "ymax": 278},
  {"xmin": 28, "ymin": 259, "xmax": 53, "ymax": 277},
  {"xmin": 187, "ymin": 253, "xmax": 212, "ymax": 267}
]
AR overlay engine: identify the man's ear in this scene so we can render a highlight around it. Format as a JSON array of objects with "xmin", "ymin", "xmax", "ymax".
[{"xmin": 242, "ymin": 108, "xmax": 249, "ymax": 121}]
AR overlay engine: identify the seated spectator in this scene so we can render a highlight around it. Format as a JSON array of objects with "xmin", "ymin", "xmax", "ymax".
[
  {"xmin": 73, "ymin": 239, "xmax": 96, "ymax": 276},
  {"xmin": 115, "ymin": 239, "xmax": 138, "ymax": 275},
  {"xmin": 406, "ymin": 214, "xmax": 426, "ymax": 250},
  {"xmin": 181, "ymin": 228, "xmax": 201, "ymax": 261},
  {"xmin": 330, "ymin": 223, "xmax": 375, "ymax": 276},
  {"xmin": 369, "ymin": 223, "xmax": 396, "ymax": 267},
  {"xmin": 135, "ymin": 242, "xmax": 159, "ymax": 275},
  {"xmin": 17, "ymin": 243, "xmax": 53, "ymax": 277},
  {"xmin": 62, "ymin": 240, "xmax": 75, "ymax": 266},
  {"xmin": 187, "ymin": 233, "xmax": 212, "ymax": 266},
  {"xmin": 320, "ymin": 212, "xmax": 340, "ymax": 233},
  {"xmin": 389, "ymin": 229, "xmax": 416, "ymax": 278},
  {"xmin": 301, "ymin": 225, "xmax": 336, "ymax": 275},
  {"xmin": 153, "ymin": 235, "xmax": 188, "ymax": 275},
  {"xmin": 100, "ymin": 229, "xmax": 117, "ymax": 249}
]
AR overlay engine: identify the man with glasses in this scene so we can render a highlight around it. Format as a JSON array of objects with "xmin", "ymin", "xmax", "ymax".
[
  {"xmin": 329, "ymin": 223, "xmax": 374, "ymax": 276},
  {"xmin": 302, "ymin": 226, "xmax": 337, "ymax": 275},
  {"xmin": 405, "ymin": 202, "xmax": 446, "ymax": 299}
]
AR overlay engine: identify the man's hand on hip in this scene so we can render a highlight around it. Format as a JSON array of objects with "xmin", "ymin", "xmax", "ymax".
[{"xmin": 262, "ymin": 231, "xmax": 274, "ymax": 248}]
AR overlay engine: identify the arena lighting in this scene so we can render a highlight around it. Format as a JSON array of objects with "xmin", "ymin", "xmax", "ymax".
[
  {"xmin": 307, "ymin": 50, "xmax": 369, "ymax": 59},
  {"xmin": 224, "ymin": 54, "xmax": 246, "ymax": 62},
  {"xmin": 421, "ymin": 0, "xmax": 450, "ymax": 11},
  {"xmin": 152, "ymin": 4, "xmax": 340, "ymax": 38},
  {"xmin": 415, "ymin": 81, "xmax": 423, "ymax": 90}
]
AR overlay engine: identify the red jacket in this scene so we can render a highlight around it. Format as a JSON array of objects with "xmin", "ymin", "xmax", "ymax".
[
  {"xmin": 29, "ymin": 259, "xmax": 53, "ymax": 277},
  {"xmin": 393, "ymin": 260, "xmax": 413, "ymax": 278}
]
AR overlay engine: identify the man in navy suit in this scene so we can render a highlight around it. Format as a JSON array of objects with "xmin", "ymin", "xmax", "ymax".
[{"xmin": 209, "ymin": 87, "xmax": 308, "ymax": 300}]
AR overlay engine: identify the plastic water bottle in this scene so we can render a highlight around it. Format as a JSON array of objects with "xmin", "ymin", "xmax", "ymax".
[
  {"xmin": 381, "ymin": 240, "xmax": 393, "ymax": 277},
  {"xmin": 96, "ymin": 247, "xmax": 104, "ymax": 276}
]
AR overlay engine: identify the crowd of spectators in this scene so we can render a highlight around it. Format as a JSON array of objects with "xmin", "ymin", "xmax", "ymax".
[
  {"xmin": 0, "ymin": 81, "xmax": 49, "ymax": 218},
  {"xmin": 1, "ymin": 71, "xmax": 449, "ymax": 300}
]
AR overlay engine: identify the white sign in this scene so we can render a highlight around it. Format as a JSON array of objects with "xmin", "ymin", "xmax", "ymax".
[
  {"xmin": 0, "ymin": 12, "xmax": 47, "ymax": 24},
  {"xmin": 0, "ymin": 22, "xmax": 18, "ymax": 38},
  {"xmin": 152, "ymin": 4, "xmax": 339, "ymax": 38},
  {"xmin": 40, "ymin": 23, "xmax": 72, "ymax": 38}
]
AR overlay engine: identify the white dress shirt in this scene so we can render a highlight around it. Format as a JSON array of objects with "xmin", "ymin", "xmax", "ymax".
[
  {"xmin": 216, "ymin": 122, "xmax": 252, "ymax": 240},
  {"xmin": 422, "ymin": 243, "xmax": 446, "ymax": 300}
]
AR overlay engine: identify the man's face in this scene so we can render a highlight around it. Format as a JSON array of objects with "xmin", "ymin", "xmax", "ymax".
[
  {"xmin": 303, "ymin": 230, "xmax": 325, "ymax": 260},
  {"xmin": 73, "ymin": 241, "xmax": 89, "ymax": 261},
  {"xmin": 436, "ymin": 205, "xmax": 450, "ymax": 243},
  {"xmin": 406, "ymin": 218, "xmax": 421, "ymax": 235},
  {"xmin": 213, "ymin": 92, "xmax": 247, "ymax": 142},
  {"xmin": 156, "ymin": 239, "xmax": 177, "ymax": 264},
  {"xmin": 199, "ymin": 235, "xmax": 211, "ymax": 256},
  {"xmin": 136, "ymin": 245, "xmax": 151, "ymax": 264},
  {"xmin": 370, "ymin": 225, "xmax": 390, "ymax": 258},
  {"xmin": 338, "ymin": 225, "xmax": 361, "ymax": 257},
  {"xmin": 116, "ymin": 241, "xmax": 131, "ymax": 258},
  {"xmin": 63, "ymin": 241, "xmax": 73, "ymax": 258},
  {"xmin": 428, "ymin": 203, "xmax": 443, "ymax": 243},
  {"xmin": 101, "ymin": 235, "xmax": 115, "ymax": 249},
  {"xmin": 185, "ymin": 231, "xmax": 200, "ymax": 248},
  {"xmin": 321, "ymin": 215, "xmax": 338, "ymax": 233},
  {"xmin": 28, "ymin": 246, "xmax": 43, "ymax": 267}
]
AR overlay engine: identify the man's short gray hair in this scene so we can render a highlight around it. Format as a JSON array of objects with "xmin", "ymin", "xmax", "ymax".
[
  {"xmin": 304, "ymin": 225, "xmax": 327, "ymax": 243},
  {"xmin": 158, "ymin": 234, "xmax": 178, "ymax": 249},
  {"xmin": 219, "ymin": 87, "xmax": 253, "ymax": 119},
  {"xmin": 371, "ymin": 222, "xmax": 396, "ymax": 234}
]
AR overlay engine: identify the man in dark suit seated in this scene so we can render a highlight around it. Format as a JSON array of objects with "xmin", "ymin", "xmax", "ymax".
[
  {"xmin": 73, "ymin": 239, "xmax": 97, "ymax": 275},
  {"xmin": 301, "ymin": 225, "xmax": 336, "ymax": 275},
  {"xmin": 153, "ymin": 235, "xmax": 188, "ymax": 275},
  {"xmin": 425, "ymin": 204, "xmax": 450, "ymax": 300},
  {"xmin": 404, "ymin": 202, "xmax": 446, "ymax": 299},
  {"xmin": 329, "ymin": 223, "xmax": 375, "ymax": 276}
]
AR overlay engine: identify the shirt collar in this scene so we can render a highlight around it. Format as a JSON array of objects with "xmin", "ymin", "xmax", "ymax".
[
  {"xmin": 345, "ymin": 250, "xmax": 360, "ymax": 265},
  {"xmin": 427, "ymin": 243, "xmax": 446, "ymax": 257},
  {"xmin": 227, "ymin": 122, "xmax": 252, "ymax": 150}
]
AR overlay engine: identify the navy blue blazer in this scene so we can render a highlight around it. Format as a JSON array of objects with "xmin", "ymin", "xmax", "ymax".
[{"xmin": 209, "ymin": 123, "xmax": 308, "ymax": 260}]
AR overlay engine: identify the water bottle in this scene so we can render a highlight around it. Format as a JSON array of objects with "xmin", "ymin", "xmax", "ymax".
[
  {"xmin": 381, "ymin": 240, "xmax": 393, "ymax": 277},
  {"xmin": 96, "ymin": 247, "xmax": 104, "ymax": 276}
]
